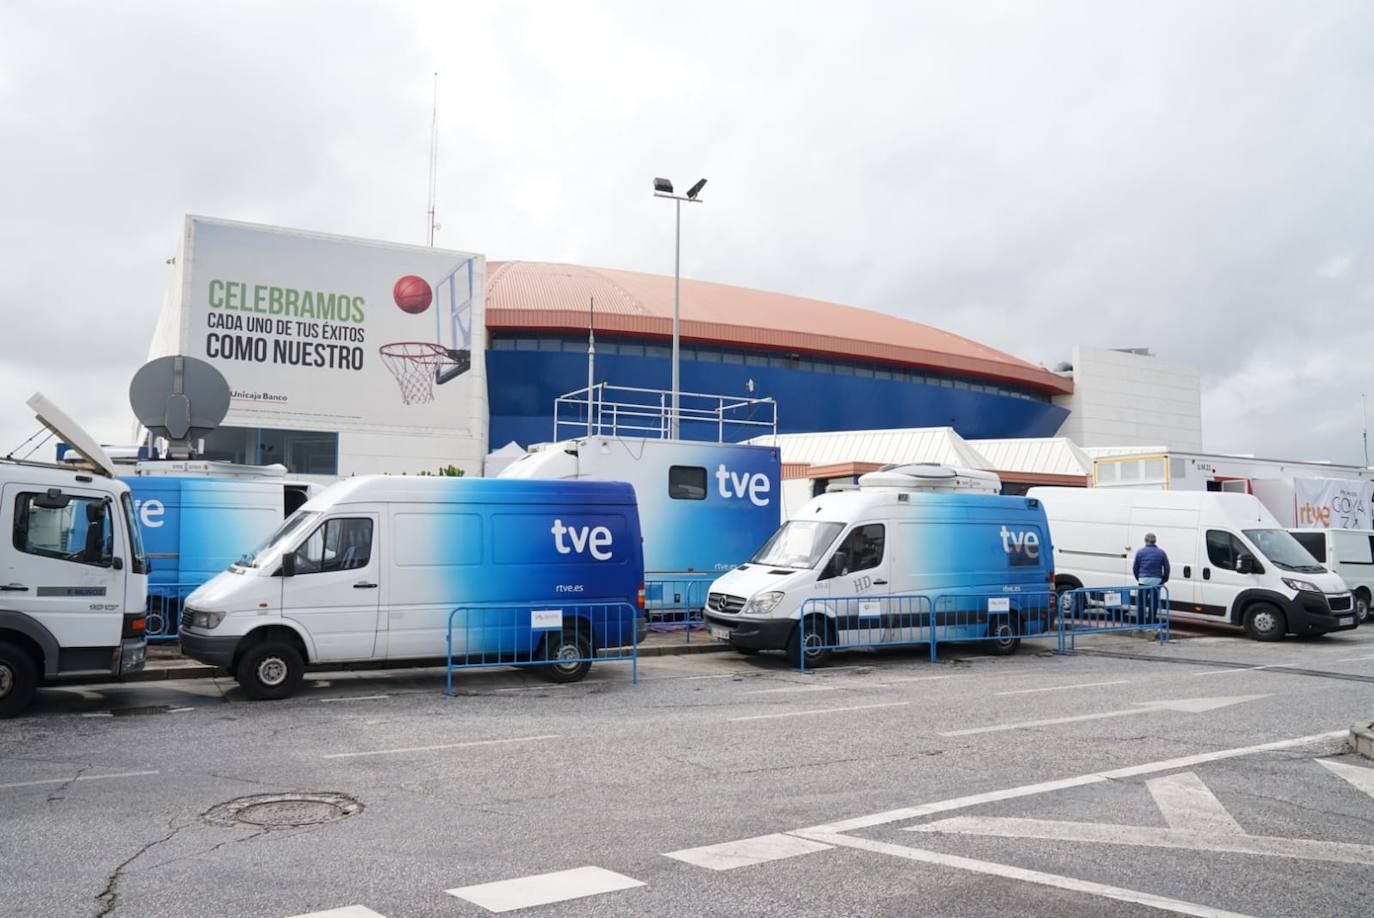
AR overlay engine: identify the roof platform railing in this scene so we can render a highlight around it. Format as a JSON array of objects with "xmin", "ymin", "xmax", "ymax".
[{"xmin": 555, "ymin": 383, "xmax": 777, "ymax": 443}]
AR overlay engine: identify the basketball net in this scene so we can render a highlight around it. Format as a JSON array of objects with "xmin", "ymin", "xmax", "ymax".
[{"xmin": 379, "ymin": 342, "xmax": 457, "ymax": 405}]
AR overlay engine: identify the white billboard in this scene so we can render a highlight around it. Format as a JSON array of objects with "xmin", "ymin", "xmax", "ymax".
[{"xmin": 151, "ymin": 216, "xmax": 487, "ymax": 475}]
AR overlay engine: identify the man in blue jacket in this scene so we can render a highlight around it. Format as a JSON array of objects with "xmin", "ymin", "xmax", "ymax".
[{"xmin": 1133, "ymin": 533, "xmax": 1170, "ymax": 616}]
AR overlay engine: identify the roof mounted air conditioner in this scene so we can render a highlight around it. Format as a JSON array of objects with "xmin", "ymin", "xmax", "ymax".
[{"xmin": 858, "ymin": 462, "xmax": 1001, "ymax": 494}]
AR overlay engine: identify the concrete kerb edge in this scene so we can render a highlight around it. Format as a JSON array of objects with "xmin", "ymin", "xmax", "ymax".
[
  {"xmin": 77, "ymin": 640, "xmax": 734, "ymax": 686},
  {"xmin": 1348, "ymin": 723, "xmax": 1374, "ymax": 760}
]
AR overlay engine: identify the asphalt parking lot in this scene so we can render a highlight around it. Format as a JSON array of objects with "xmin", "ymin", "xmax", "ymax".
[{"xmin": 3, "ymin": 627, "xmax": 1372, "ymax": 918}]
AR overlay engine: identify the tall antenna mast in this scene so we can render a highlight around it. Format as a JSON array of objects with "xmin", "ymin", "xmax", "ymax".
[
  {"xmin": 587, "ymin": 296, "xmax": 596, "ymax": 434},
  {"xmin": 1363, "ymin": 393, "xmax": 1369, "ymax": 468},
  {"xmin": 426, "ymin": 71, "xmax": 439, "ymax": 247}
]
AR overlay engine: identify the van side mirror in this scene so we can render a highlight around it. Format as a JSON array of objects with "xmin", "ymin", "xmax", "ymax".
[
  {"xmin": 1236, "ymin": 554, "xmax": 1254, "ymax": 575},
  {"xmin": 280, "ymin": 553, "xmax": 296, "ymax": 577}
]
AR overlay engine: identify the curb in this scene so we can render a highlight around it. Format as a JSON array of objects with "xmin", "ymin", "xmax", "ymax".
[
  {"xmin": 1349, "ymin": 723, "xmax": 1374, "ymax": 761},
  {"xmin": 78, "ymin": 640, "xmax": 734, "ymax": 687}
]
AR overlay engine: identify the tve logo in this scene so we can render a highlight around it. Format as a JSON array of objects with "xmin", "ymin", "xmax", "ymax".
[
  {"xmin": 551, "ymin": 519, "xmax": 614, "ymax": 561},
  {"xmin": 1000, "ymin": 525, "xmax": 1041, "ymax": 567},
  {"xmin": 716, "ymin": 464, "xmax": 772, "ymax": 507},
  {"xmin": 134, "ymin": 498, "xmax": 166, "ymax": 529}
]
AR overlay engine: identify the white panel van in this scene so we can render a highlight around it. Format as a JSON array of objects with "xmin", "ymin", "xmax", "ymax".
[
  {"xmin": 1287, "ymin": 529, "xmax": 1374, "ymax": 625},
  {"xmin": 1030, "ymin": 488, "xmax": 1356, "ymax": 641}
]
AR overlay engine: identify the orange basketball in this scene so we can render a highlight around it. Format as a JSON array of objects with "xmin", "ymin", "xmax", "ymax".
[{"xmin": 393, "ymin": 275, "xmax": 433, "ymax": 314}]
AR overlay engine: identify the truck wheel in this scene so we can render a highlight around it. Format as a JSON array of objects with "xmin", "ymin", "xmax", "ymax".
[
  {"xmin": 235, "ymin": 642, "xmax": 305, "ymax": 700},
  {"xmin": 539, "ymin": 624, "xmax": 592, "ymax": 684},
  {"xmin": 1355, "ymin": 591, "xmax": 1370, "ymax": 625},
  {"xmin": 1243, "ymin": 604, "xmax": 1287, "ymax": 642},
  {"xmin": 787, "ymin": 615, "xmax": 832, "ymax": 667},
  {"xmin": 0, "ymin": 641, "xmax": 38, "ymax": 718},
  {"xmin": 987, "ymin": 617, "xmax": 1021, "ymax": 655}
]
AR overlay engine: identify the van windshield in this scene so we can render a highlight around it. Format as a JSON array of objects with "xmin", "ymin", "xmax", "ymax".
[
  {"xmin": 751, "ymin": 520, "xmax": 845, "ymax": 569},
  {"xmin": 1243, "ymin": 529, "xmax": 1325, "ymax": 573},
  {"xmin": 237, "ymin": 510, "xmax": 320, "ymax": 568}
]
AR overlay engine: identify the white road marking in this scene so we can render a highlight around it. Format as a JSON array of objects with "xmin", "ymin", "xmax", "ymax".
[
  {"xmin": 0, "ymin": 770, "xmax": 160, "ymax": 790},
  {"xmin": 1317, "ymin": 758, "xmax": 1374, "ymax": 800},
  {"xmin": 870, "ymin": 675, "xmax": 957, "ymax": 686},
  {"xmin": 728, "ymin": 701, "xmax": 909, "ymax": 722},
  {"xmin": 939, "ymin": 694, "xmax": 1269, "ymax": 737},
  {"xmin": 1335, "ymin": 654, "xmax": 1374, "ymax": 663},
  {"xmin": 801, "ymin": 730, "xmax": 1345, "ymax": 835},
  {"xmin": 287, "ymin": 907, "xmax": 388, "ymax": 918},
  {"xmin": 908, "ymin": 814, "xmax": 1374, "ymax": 866},
  {"xmin": 1147, "ymin": 772, "xmax": 1245, "ymax": 835},
  {"xmin": 1190, "ymin": 663, "xmax": 1297, "ymax": 677},
  {"xmin": 994, "ymin": 679, "xmax": 1130, "ymax": 697},
  {"xmin": 794, "ymin": 830, "xmax": 1254, "ymax": 918},
  {"xmin": 665, "ymin": 833, "xmax": 832, "ymax": 870},
  {"xmin": 446, "ymin": 866, "xmax": 644, "ymax": 912},
  {"xmin": 742, "ymin": 684, "xmax": 837, "ymax": 695},
  {"xmin": 318, "ymin": 694, "xmax": 390, "ymax": 703},
  {"xmin": 322, "ymin": 734, "xmax": 562, "ymax": 760}
]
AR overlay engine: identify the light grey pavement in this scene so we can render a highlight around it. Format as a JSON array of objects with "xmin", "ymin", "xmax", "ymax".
[{"xmin": 3, "ymin": 627, "xmax": 1373, "ymax": 918}]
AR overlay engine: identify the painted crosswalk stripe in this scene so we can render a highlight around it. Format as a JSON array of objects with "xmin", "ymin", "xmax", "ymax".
[
  {"xmin": 1317, "ymin": 758, "xmax": 1374, "ymax": 800},
  {"xmin": 665, "ymin": 833, "xmax": 833, "ymax": 871},
  {"xmin": 446, "ymin": 866, "xmax": 644, "ymax": 912}
]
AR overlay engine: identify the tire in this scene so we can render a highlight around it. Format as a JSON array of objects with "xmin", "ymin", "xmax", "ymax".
[
  {"xmin": 0, "ymin": 641, "xmax": 39, "ymax": 718},
  {"xmin": 1243, "ymin": 603, "xmax": 1287, "ymax": 642},
  {"xmin": 1355, "ymin": 591, "xmax": 1370, "ymax": 625},
  {"xmin": 235, "ymin": 641, "xmax": 305, "ymax": 700},
  {"xmin": 986, "ymin": 617, "xmax": 1021, "ymax": 656},
  {"xmin": 786, "ymin": 615, "xmax": 832, "ymax": 668},
  {"xmin": 731, "ymin": 645, "xmax": 761, "ymax": 656},
  {"xmin": 538, "ymin": 622, "xmax": 592, "ymax": 684}
]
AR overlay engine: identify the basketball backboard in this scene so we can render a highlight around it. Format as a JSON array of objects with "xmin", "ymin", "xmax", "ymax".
[{"xmin": 435, "ymin": 257, "xmax": 475, "ymax": 385}]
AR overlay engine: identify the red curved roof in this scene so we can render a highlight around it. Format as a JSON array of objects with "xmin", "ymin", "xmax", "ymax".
[{"xmin": 486, "ymin": 261, "xmax": 1071, "ymax": 395}]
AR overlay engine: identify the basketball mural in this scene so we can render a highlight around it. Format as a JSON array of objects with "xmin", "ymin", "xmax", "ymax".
[{"xmin": 148, "ymin": 215, "xmax": 487, "ymax": 473}]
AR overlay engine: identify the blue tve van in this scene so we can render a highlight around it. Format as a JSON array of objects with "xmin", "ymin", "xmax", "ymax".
[
  {"xmin": 179, "ymin": 477, "xmax": 645, "ymax": 698},
  {"xmin": 704, "ymin": 464, "xmax": 1055, "ymax": 665}
]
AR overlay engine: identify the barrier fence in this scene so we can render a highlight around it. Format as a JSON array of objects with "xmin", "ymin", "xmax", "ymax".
[
  {"xmin": 794, "ymin": 585, "xmax": 1166, "ymax": 669},
  {"xmin": 445, "ymin": 601, "xmax": 640, "ymax": 695},
  {"xmin": 644, "ymin": 578, "xmax": 715, "ymax": 642},
  {"xmin": 145, "ymin": 583, "xmax": 199, "ymax": 643}
]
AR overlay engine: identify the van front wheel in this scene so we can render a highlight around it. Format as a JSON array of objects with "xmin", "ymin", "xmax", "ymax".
[
  {"xmin": 1355, "ymin": 590, "xmax": 1370, "ymax": 625},
  {"xmin": 1243, "ymin": 604, "xmax": 1287, "ymax": 642},
  {"xmin": 539, "ymin": 624, "xmax": 592, "ymax": 684},
  {"xmin": 0, "ymin": 641, "xmax": 38, "ymax": 718},
  {"xmin": 987, "ymin": 617, "xmax": 1021, "ymax": 655},
  {"xmin": 787, "ymin": 616, "xmax": 832, "ymax": 668},
  {"xmin": 235, "ymin": 641, "xmax": 305, "ymax": 700}
]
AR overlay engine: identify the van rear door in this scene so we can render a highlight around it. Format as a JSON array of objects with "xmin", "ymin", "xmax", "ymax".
[{"xmin": 1, "ymin": 482, "xmax": 127, "ymax": 664}]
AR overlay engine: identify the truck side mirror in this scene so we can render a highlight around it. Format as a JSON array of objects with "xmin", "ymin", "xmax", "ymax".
[
  {"xmin": 1236, "ymin": 554, "xmax": 1254, "ymax": 575},
  {"xmin": 111, "ymin": 557, "xmax": 123, "ymax": 571},
  {"xmin": 280, "ymin": 553, "xmax": 296, "ymax": 577}
]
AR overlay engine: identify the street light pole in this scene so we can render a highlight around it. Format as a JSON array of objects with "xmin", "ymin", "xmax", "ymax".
[{"xmin": 653, "ymin": 177, "xmax": 706, "ymax": 440}]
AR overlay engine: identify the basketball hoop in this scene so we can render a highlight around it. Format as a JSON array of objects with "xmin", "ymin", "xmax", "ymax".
[{"xmin": 379, "ymin": 342, "xmax": 460, "ymax": 405}]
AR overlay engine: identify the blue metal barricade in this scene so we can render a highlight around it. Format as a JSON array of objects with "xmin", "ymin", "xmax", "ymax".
[
  {"xmin": 930, "ymin": 590, "xmax": 1058, "ymax": 656},
  {"xmin": 444, "ymin": 601, "xmax": 640, "ymax": 694},
  {"xmin": 796, "ymin": 594, "xmax": 936, "ymax": 672},
  {"xmin": 1057, "ymin": 584, "xmax": 1170, "ymax": 653},
  {"xmin": 644, "ymin": 578, "xmax": 717, "ymax": 644},
  {"xmin": 145, "ymin": 582, "xmax": 199, "ymax": 643}
]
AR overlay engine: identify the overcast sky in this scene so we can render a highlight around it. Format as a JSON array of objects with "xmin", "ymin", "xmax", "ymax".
[{"xmin": 2, "ymin": 1, "xmax": 1372, "ymax": 464}]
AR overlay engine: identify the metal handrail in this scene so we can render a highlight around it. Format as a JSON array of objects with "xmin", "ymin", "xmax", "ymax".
[{"xmin": 554, "ymin": 383, "xmax": 778, "ymax": 442}]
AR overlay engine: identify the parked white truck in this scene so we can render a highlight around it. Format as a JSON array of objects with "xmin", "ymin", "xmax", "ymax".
[{"xmin": 0, "ymin": 395, "xmax": 149, "ymax": 716}]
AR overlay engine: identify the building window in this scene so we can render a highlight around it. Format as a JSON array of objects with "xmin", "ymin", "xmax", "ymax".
[
  {"xmin": 200, "ymin": 426, "xmax": 339, "ymax": 476},
  {"xmin": 668, "ymin": 465, "xmax": 708, "ymax": 500}
]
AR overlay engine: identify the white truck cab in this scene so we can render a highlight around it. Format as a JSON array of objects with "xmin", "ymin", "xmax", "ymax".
[{"xmin": 0, "ymin": 395, "xmax": 149, "ymax": 716}]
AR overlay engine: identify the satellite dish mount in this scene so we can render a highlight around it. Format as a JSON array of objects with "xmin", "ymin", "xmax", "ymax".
[{"xmin": 129, "ymin": 355, "xmax": 231, "ymax": 459}]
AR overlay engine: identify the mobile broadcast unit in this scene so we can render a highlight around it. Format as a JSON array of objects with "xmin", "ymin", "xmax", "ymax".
[
  {"xmin": 0, "ymin": 395, "xmax": 149, "ymax": 717},
  {"xmin": 1031, "ymin": 487, "xmax": 1357, "ymax": 641},
  {"xmin": 704, "ymin": 464, "xmax": 1055, "ymax": 665},
  {"xmin": 179, "ymin": 476, "xmax": 645, "ymax": 699}
]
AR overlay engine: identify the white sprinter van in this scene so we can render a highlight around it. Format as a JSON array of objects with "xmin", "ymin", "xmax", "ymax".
[
  {"xmin": 1287, "ymin": 529, "xmax": 1374, "ymax": 625},
  {"xmin": 705, "ymin": 465, "xmax": 1055, "ymax": 665},
  {"xmin": 180, "ymin": 476, "xmax": 646, "ymax": 699},
  {"xmin": 1030, "ymin": 487, "xmax": 1356, "ymax": 641}
]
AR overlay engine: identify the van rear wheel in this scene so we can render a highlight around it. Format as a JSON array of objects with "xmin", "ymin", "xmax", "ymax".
[
  {"xmin": 538, "ymin": 623, "xmax": 592, "ymax": 684},
  {"xmin": 1243, "ymin": 604, "xmax": 1287, "ymax": 642},
  {"xmin": 235, "ymin": 641, "xmax": 305, "ymax": 700},
  {"xmin": 0, "ymin": 641, "xmax": 38, "ymax": 718}
]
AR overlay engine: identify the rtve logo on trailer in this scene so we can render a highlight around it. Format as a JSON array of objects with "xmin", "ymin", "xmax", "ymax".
[
  {"xmin": 716, "ymin": 465, "xmax": 771, "ymax": 506},
  {"xmin": 550, "ymin": 519, "xmax": 614, "ymax": 561}
]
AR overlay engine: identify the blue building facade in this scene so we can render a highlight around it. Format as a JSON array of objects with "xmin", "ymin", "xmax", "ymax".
[{"xmin": 487, "ymin": 334, "xmax": 1069, "ymax": 448}]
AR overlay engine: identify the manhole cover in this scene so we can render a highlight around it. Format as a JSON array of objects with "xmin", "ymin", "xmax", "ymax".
[{"xmin": 204, "ymin": 793, "xmax": 363, "ymax": 829}]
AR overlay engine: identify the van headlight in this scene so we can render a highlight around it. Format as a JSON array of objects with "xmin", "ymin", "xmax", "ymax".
[
  {"xmin": 1281, "ymin": 578, "xmax": 1320, "ymax": 593},
  {"xmin": 743, "ymin": 591, "xmax": 786, "ymax": 615},
  {"xmin": 186, "ymin": 609, "xmax": 226, "ymax": 629}
]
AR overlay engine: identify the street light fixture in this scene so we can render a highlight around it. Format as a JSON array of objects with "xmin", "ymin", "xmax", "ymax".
[{"xmin": 653, "ymin": 175, "xmax": 706, "ymax": 439}]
